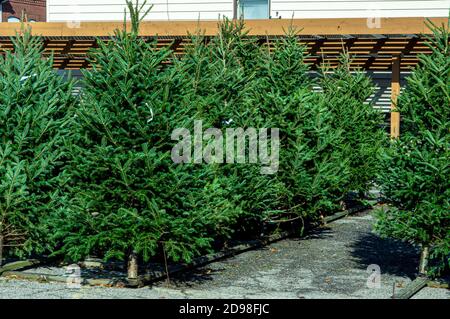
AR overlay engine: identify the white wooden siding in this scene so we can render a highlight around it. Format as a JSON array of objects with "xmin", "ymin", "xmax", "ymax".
[
  {"xmin": 47, "ymin": 0, "xmax": 233, "ymax": 21},
  {"xmin": 47, "ymin": 0, "xmax": 450, "ymax": 22},
  {"xmin": 271, "ymin": 0, "xmax": 450, "ymax": 19}
]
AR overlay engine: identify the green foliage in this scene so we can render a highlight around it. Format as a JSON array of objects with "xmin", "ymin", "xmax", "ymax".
[
  {"xmin": 376, "ymin": 21, "xmax": 450, "ymax": 276},
  {"xmin": 1, "ymin": 3, "xmax": 393, "ymax": 270},
  {"xmin": 246, "ymin": 30, "xmax": 351, "ymax": 223},
  {"xmin": 0, "ymin": 26, "xmax": 76, "ymax": 261},
  {"xmin": 50, "ymin": 11, "xmax": 387, "ymax": 265},
  {"xmin": 51, "ymin": 3, "xmax": 245, "ymax": 264},
  {"xmin": 319, "ymin": 55, "xmax": 385, "ymax": 195}
]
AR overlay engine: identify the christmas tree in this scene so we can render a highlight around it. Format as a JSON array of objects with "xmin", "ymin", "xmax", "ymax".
[
  {"xmin": 376, "ymin": 21, "xmax": 450, "ymax": 276},
  {"xmin": 319, "ymin": 54, "xmax": 385, "ymax": 197},
  {"xmin": 247, "ymin": 28, "xmax": 350, "ymax": 225},
  {"xmin": 0, "ymin": 26, "xmax": 76, "ymax": 265},
  {"xmin": 160, "ymin": 18, "xmax": 277, "ymax": 236},
  {"xmin": 52, "ymin": 2, "xmax": 246, "ymax": 277}
]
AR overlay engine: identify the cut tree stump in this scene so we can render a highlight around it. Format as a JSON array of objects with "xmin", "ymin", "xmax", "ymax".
[
  {"xmin": 127, "ymin": 252, "xmax": 139, "ymax": 280},
  {"xmin": 418, "ymin": 246, "xmax": 429, "ymax": 275}
]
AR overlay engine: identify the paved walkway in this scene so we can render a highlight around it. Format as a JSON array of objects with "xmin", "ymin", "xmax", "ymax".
[{"xmin": 0, "ymin": 209, "xmax": 448, "ymax": 299}]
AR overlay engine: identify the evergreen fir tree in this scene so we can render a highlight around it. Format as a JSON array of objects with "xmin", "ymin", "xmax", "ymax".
[
  {"xmin": 193, "ymin": 19, "xmax": 285, "ymax": 232},
  {"xmin": 376, "ymin": 21, "xmax": 450, "ymax": 276},
  {"xmin": 52, "ymin": 2, "xmax": 245, "ymax": 274},
  {"xmin": 248, "ymin": 28, "xmax": 350, "ymax": 224},
  {"xmin": 319, "ymin": 55, "xmax": 385, "ymax": 197},
  {"xmin": 159, "ymin": 19, "xmax": 271, "ymax": 237},
  {"xmin": 0, "ymin": 26, "xmax": 76, "ymax": 265}
]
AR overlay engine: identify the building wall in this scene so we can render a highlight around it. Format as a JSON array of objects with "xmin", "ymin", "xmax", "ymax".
[
  {"xmin": 47, "ymin": 0, "xmax": 232, "ymax": 21},
  {"xmin": 271, "ymin": 0, "xmax": 450, "ymax": 19},
  {"xmin": 2, "ymin": 0, "xmax": 46, "ymax": 22},
  {"xmin": 46, "ymin": 0, "xmax": 450, "ymax": 22}
]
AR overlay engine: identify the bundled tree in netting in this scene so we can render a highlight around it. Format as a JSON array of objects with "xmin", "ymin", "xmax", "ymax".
[
  {"xmin": 0, "ymin": 26, "xmax": 77, "ymax": 265},
  {"xmin": 245, "ymin": 28, "xmax": 351, "ymax": 227},
  {"xmin": 51, "ymin": 1, "xmax": 246, "ymax": 276},
  {"xmin": 376, "ymin": 20, "xmax": 450, "ymax": 276},
  {"xmin": 319, "ymin": 55, "xmax": 385, "ymax": 198}
]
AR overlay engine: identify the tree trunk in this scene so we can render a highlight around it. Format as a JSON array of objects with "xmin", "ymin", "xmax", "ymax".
[
  {"xmin": 0, "ymin": 235, "xmax": 3, "ymax": 268},
  {"xmin": 418, "ymin": 245, "xmax": 429, "ymax": 275},
  {"xmin": 127, "ymin": 251, "xmax": 138, "ymax": 279}
]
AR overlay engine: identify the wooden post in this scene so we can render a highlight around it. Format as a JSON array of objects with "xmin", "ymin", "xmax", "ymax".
[
  {"xmin": 390, "ymin": 55, "xmax": 401, "ymax": 138},
  {"xmin": 0, "ymin": 235, "xmax": 3, "ymax": 267}
]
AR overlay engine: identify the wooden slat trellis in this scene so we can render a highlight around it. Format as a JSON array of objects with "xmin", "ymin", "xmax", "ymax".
[{"xmin": 0, "ymin": 18, "xmax": 447, "ymax": 70}]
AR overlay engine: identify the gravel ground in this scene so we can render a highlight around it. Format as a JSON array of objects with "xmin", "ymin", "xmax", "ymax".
[{"xmin": 0, "ymin": 209, "xmax": 448, "ymax": 299}]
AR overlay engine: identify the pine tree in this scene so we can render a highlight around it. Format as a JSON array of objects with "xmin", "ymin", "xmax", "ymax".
[
  {"xmin": 0, "ymin": 26, "xmax": 76, "ymax": 265},
  {"xmin": 319, "ymin": 55, "xmax": 385, "ymax": 197},
  {"xmin": 51, "ymin": 2, "xmax": 246, "ymax": 276},
  {"xmin": 246, "ymin": 28, "xmax": 350, "ymax": 225},
  {"xmin": 376, "ymin": 21, "xmax": 450, "ymax": 276},
  {"xmin": 162, "ymin": 18, "xmax": 280, "ymax": 237},
  {"xmin": 194, "ymin": 19, "xmax": 286, "ymax": 232}
]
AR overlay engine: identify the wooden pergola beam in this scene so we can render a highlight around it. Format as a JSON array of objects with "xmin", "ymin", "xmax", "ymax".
[{"xmin": 0, "ymin": 17, "xmax": 447, "ymax": 37}]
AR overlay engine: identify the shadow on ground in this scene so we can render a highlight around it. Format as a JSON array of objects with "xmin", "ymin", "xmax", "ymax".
[
  {"xmin": 349, "ymin": 233, "xmax": 419, "ymax": 279},
  {"xmin": 158, "ymin": 226, "xmax": 335, "ymax": 288}
]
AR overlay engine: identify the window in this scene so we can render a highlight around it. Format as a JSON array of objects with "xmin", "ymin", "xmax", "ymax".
[
  {"xmin": 238, "ymin": 0, "xmax": 269, "ymax": 19},
  {"xmin": 7, "ymin": 16, "xmax": 20, "ymax": 22}
]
